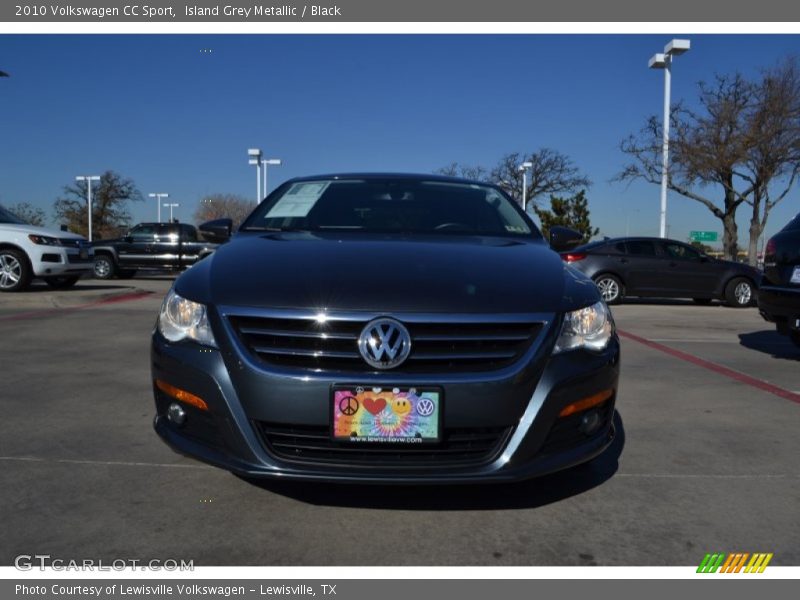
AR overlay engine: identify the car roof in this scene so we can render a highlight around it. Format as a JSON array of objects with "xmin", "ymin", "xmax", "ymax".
[{"xmin": 281, "ymin": 172, "xmax": 499, "ymax": 187}]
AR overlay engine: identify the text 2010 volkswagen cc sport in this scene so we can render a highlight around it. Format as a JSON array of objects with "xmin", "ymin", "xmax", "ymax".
[{"xmin": 151, "ymin": 174, "xmax": 620, "ymax": 483}]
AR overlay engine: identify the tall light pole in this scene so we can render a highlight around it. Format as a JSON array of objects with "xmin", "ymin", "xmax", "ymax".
[
  {"xmin": 148, "ymin": 193, "xmax": 169, "ymax": 223},
  {"xmin": 75, "ymin": 175, "xmax": 100, "ymax": 241},
  {"xmin": 163, "ymin": 203, "xmax": 179, "ymax": 222},
  {"xmin": 248, "ymin": 148, "xmax": 263, "ymax": 202},
  {"xmin": 518, "ymin": 161, "xmax": 533, "ymax": 210},
  {"xmin": 649, "ymin": 38, "xmax": 691, "ymax": 239},
  {"xmin": 261, "ymin": 158, "xmax": 282, "ymax": 197}
]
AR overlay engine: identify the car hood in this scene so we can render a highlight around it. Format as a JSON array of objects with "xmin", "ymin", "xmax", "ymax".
[
  {"xmin": 177, "ymin": 232, "xmax": 595, "ymax": 314},
  {"xmin": 0, "ymin": 223, "xmax": 85, "ymax": 240}
]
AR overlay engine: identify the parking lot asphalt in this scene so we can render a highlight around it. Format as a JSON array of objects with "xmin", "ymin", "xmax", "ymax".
[{"xmin": 1, "ymin": 277, "xmax": 798, "ymax": 566}]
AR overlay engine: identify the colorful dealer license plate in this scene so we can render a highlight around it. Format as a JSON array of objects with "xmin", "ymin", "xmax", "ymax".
[{"xmin": 332, "ymin": 386, "xmax": 441, "ymax": 443}]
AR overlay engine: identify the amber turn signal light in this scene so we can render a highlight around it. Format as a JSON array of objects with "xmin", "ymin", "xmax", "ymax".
[
  {"xmin": 558, "ymin": 388, "xmax": 613, "ymax": 418},
  {"xmin": 155, "ymin": 379, "xmax": 209, "ymax": 411}
]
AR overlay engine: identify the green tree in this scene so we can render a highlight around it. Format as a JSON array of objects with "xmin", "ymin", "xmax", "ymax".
[
  {"xmin": 534, "ymin": 190, "xmax": 599, "ymax": 242},
  {"xmin": 7, "ymin": 202, "xmax": 46, "ymax": 226},
  {"xmin": 53, "ymin": 171, "xmax": 142, "ymax": 239}
]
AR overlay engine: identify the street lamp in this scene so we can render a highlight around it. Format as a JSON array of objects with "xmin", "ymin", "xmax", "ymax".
[
  {"xmin": 75, "ymin": 175, "xmax": 100, "ymax": 241},
  {"xmin": 518, "ymin": 161, "xmax": 533, "ymax": 210},
  {"xmin": 649, "ymin": 38, "xmax": 691, "ymax": 239},
  {"xmin": 148, "ymin": 193, "xmax": 169, "ymax": 223},
  {"xmin": 261, "ymin": 158, "xmax": 282, "ymax": 197},
  {"xmin": 163, "ymin": 203, "xmax": 179, "ymax": 222},
  {"xmin": 248, "ymin": 148, "xmax": 263, "ymax": 202}
]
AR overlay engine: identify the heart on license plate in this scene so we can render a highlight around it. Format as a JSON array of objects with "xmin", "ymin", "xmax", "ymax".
[{"xmin": 332, "ymin": 386, "xmax": 441, "ymax": 444}]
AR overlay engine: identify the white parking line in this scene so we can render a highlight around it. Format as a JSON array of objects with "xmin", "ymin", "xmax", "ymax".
[{"xmin": 0, "ymin": 456, "xmax": 212, "ymax": 469}]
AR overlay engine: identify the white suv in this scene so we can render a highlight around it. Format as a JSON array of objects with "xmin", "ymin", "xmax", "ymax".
[{"xmin": 0, "ymin": 204, "xmax": 94, "ymax": 292}]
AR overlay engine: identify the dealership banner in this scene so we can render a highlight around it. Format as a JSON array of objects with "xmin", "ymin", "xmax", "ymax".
[
  {"xmin": 3, "ymin": 0, "xmax": 800, "ymax": 22},
  {"xmin": 4, "ymin": 579, "xmax": 800, "ymax": 599}
]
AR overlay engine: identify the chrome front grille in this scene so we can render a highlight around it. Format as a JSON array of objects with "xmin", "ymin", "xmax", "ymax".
[{"xmin": 227, "ymin": 313, "xmax": 544, "ymax": 373}]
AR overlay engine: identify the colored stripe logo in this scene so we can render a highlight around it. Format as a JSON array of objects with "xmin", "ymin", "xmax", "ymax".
[{"xmin": 697, "ymin": 553, "xmax": 773, "ymax": 573}]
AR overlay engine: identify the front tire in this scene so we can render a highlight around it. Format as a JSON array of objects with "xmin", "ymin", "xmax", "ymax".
[
  {"xmin": 44, "ymin": 275, "xmax": 80, "ymax": 289},
  {"xmin": 0, "ymin": 248, "xmax": 32, "ymax": 292},
  {"xmin": 593, "ymin": 274, "xmax": 623, "ymax": 305},
  {"xmin": 724, "ymin": 277, "xmax": 755, "ymax": 308},
  {"xmin": 93, "ymin": 254, "xmax": 116, "ymax": 280}
]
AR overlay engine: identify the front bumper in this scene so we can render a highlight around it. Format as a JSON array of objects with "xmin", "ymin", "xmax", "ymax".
[
  {"xmin": 151, "ymin": 326, "xmax": 621, "ymax": 483},
  {"xmin": 31, "ymin": 246, "xmax": 94, "ymax": 277}
]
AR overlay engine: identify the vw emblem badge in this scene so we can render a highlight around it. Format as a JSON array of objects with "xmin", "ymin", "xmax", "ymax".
[{"xmin": 357, "ymin": 317, "xmax": 412, "ymax": 370}]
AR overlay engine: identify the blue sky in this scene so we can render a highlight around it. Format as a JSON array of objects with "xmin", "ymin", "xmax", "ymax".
[{"xmin": 1, "ymin": 34, "xmax": 800, "ymax": 244}]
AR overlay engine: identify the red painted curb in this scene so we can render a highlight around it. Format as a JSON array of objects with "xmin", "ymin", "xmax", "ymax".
[
  {"xmin": 0, "ymin": 290, "xmax": 155, "ymax": 322},
  {"xmin": 618, "ymin": 329, "xmax": 800, "ymax": 405}
]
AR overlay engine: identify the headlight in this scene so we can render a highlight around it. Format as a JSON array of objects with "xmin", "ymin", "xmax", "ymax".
[
  {"xmin": 28, "ymin": 234, "xmax": 61, "ymax": 246},
  {"xmin": 553, "ymin": 301, "xmax": 614, "ymax": 354},
  {"xmin": 157, "ymin": 289, "xmax": 217, "ymax": 347}
]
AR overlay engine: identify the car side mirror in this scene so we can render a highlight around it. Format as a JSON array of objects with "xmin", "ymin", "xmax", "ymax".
[
  {"xmin": 123, "ymin": 235, "xmax": 133, "ymax": 243},
  {"xmin": 199, "ymin": 218, "xmax": 233, "ymax": 243},
  {"xmin": 549, "ymin": 226, "xmax": 584, "ymax": 252}
]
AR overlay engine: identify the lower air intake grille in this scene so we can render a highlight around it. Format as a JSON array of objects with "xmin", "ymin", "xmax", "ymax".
[{"xmin": 256, "ymin": 422, "xmax": 512, "ymax": 467}]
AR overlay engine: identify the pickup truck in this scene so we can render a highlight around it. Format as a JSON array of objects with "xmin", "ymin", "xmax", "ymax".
[{"xmin": 92, "ymin": 222, "xmax": 217, "ymax": 279}]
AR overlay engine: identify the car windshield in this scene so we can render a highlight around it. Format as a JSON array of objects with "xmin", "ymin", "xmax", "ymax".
[
  {"xmin": 784, "ymin": 213, "xmax": 800, "ymax": 232},
  {"xmin": 241, "ymin": 178, "xmax": 538, "ymax": 238},
  {"xmin": 0, "ymin": 205, "xmax": 26, "ymax": 224}
]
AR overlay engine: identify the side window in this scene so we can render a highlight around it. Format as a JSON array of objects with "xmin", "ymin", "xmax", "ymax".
[
  {"xmin": 130, "ymin": 225, "xmax": 155, "ymax": 240},
  {"xmin": 180, "ymin": 225, "xmax": 198, "ymax": 242},
  {"xmin": 625, "ymin": 240, "xmax": 657, "ymax": 256},
  {"xmin": 613, "ymin": 242, "xmax": 627, "ymax": 254},
  {"xmin": 155, "ymin": 224, "xmax": 177, "ymax": 241},
  {"xmin": 664, "ymin": 243, "xmax": 701, "ymax": 261}
]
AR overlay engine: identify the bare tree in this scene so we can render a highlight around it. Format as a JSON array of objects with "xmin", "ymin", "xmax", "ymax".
[
  {"xmin": 435, "ymin": 163, "xmax": 490, "ymax": 182},
  {"xmin": 619, "ymin": 60, "xmax": 800, "ymax": 264},
  {"xmin": 437, "ymin": 149, "xmax": 590, "ymax": 208},
  {"xmin": 740, "ymin": 58, "xmax": 800, "ymax": 264},
  {"xmin": 618, "ymin": 75, "xmax": 753, "ymax": 260},
  {"xmin": 492, "ymin": 149, "xmax": 591, "ymax": 207},
  {"xmin": 7, "ymin": 202, "xmax": 46, "ymax": 226},
  {"xmin": 194, "ymin": 193, "xmax": 255, "ymax": 229},
  {"xmin": 53, "ymin": 171, "xmax": 142, "ymax": 239}
]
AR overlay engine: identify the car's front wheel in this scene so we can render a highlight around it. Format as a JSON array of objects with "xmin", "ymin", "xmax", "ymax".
[
  {"xmin": 593, "ymin": 274, "xmax": 623, "ymax": 305},
  {"xmin": 0, "ymin": 248, "xmax": 32, "ymax": 292},
  {"xmin": 724, "ymin": 277, "xmax": 755, "ymax": 308},
  {"xmin": 93, "ymin": 255, "xmax": 116, "ymax": 279},
  {"xmin": 44, "ymin": 275, "xmax": 80, "ymax": 289}
]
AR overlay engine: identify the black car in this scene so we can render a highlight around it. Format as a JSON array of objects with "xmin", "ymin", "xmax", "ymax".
[
  {"xmin": 758, "ymin": 213, "xmax": 800, "ymax": 347},
  {"xmin": 151, "ymin": 174, "xmax": 619, "ymax": 483},
  {"xmin": 561, "ymin": 236, "xmax": 759, "ymax": 307},
  {"xmin": 92, "ymin": 222, "xmax": 217, "ymax": 279}
]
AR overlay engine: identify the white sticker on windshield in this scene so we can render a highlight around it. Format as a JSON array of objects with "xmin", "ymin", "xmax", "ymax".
[{"xmin": 266, "ymin": 181, "xmax": 330, "ymax": 218}]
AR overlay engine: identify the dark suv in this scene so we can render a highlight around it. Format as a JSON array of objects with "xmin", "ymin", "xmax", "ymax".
[
  {"xmin": 561, "ymin": 236, "xmax": 759, "ymax": 307},
  {"xmin": 758, "ymin": 213, "xmax": 800, "ymax": 347},
  {"xmin": 92, "ymin": 222, "xmax": 217, "ymax": 279}
]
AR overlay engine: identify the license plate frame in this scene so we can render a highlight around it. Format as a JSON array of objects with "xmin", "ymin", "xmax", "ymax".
[{"xmin": 330, "ymin": 385, "xmax": 443, "ymax": 444}]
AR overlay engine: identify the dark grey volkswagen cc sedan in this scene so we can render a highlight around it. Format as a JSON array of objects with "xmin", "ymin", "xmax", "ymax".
[{"xmin": 151, "ymin": 174, "xmax": 620, "ymax": 483}]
